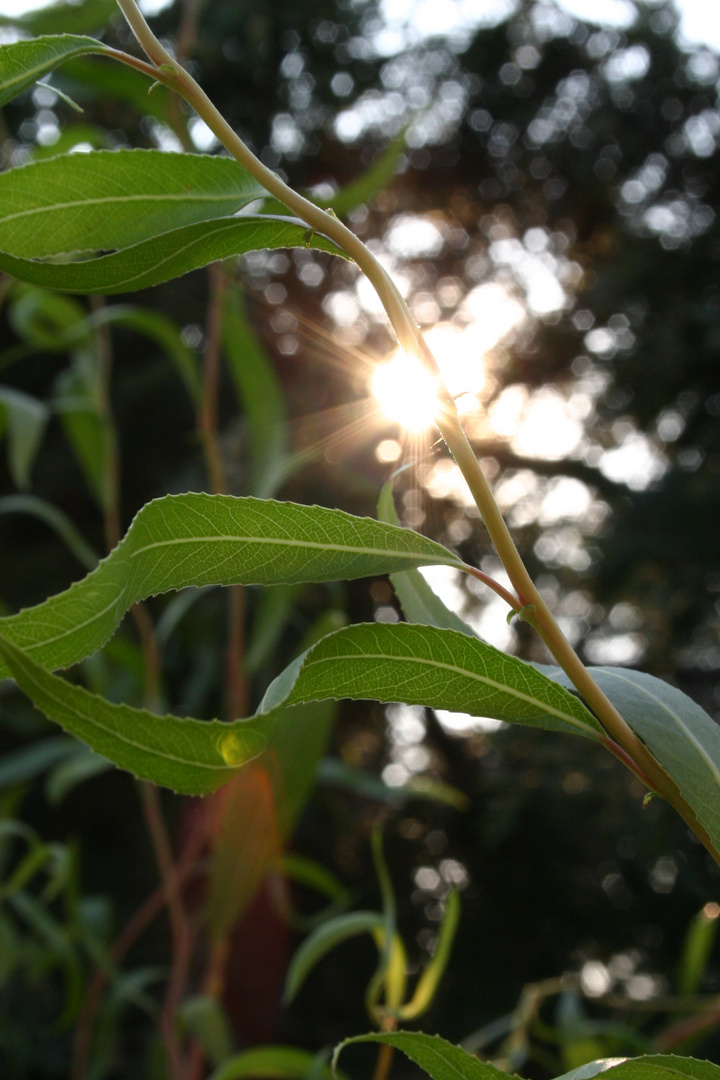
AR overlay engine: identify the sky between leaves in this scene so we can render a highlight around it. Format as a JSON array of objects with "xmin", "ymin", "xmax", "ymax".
[{"xmin": 3, "ymin": 0, "xmax": 720, "ymax": 51}]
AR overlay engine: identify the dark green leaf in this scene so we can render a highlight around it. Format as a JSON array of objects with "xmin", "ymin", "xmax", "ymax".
[{"xmin": 333, "ymin": 1030, "xmax": 516, "ymax": 1080}]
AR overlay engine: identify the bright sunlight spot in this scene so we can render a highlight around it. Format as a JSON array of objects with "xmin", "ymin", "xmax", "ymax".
[{"xmin": 371, "ymin": 353, "xmax": 440, "ymax": 432}]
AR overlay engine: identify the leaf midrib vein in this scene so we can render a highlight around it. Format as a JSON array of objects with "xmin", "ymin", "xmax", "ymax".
[{"xmin": 305, "ymin": 650, "xmax": 597, "ymax": 733}]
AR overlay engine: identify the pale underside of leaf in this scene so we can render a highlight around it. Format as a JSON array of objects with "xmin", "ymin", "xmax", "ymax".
[
  {"xmin": 0, "ymin": 492, "xmax": 464, "ymax": 680},
  {"xmin": 0, "ymin": 34, "xmax": 109, "ymax": 107},
  {"xmin": 544, "ymin": 664, "xmax": 720, "ymax": 856},
  {"xmin": 0, "ymin": 215, "xmax": 341, "ymax": 293}
]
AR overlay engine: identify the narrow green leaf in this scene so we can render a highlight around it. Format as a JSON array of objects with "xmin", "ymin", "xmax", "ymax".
[
  {"xmin": 0, "ymin": 149, "xmax": 267, "ymax": 258},
  {"xmin": 53, "ymin": 391, "xmax": 108, "ymax": 508},
  {"xmin": 378, "ymin": 480, "xmax": 478, "ymax": 636},
  {"xmin": 398, "ymin": 890, "xmax": 460, "ymax": 1020},
  {"xmin": 677, "ymin": 905, "xmax": 720, "ymax": 996},
  {"xmin": 554, "ymin": 1056, "xmax": 720, "ymax": 1080},
  {"xmin": 208, "ymin": 1046, "xmax": 345, "ymax": 1080},
  {"xmin": 0, "ymin": 1, "xmax": 117, "ymax": 37},
  {"xmin": 178, "ymin": 995, "xmax": 235, "ymax": 1068},
  {"xmin": 259, "ymin": 624, "xmax": 604, "ymax": 741},
  {"xmin": 0, "ymin": 386, "xmax": 50, "ymax": 488},
  {"xmin": 333, "ymin": 1031, "xmax": 515, "ymax": 1080},
  {"xmin": 0, "ymin": 492, "xmax": 463, "ymax": 679},
  {"xmin": 0, "ymin": 629, "xmax": 269, "ymax": 794},
  {"xmin": 323, "ymin": 127, "xmax": 408, "ymax": 217},
  {"xmin": 546, "ymin": 666, "xmax": 720, "ymax": 857},
  {"xmin": 0, "ymin": 34, "xmax": 108, "ymax": 107},
  {"xmin": 283, "ymin": 911, "xmax": 386, "ymax": 1004},
  {"xmin": 0, "ymin": 213, "xmax": 342, "ymax": 294},
  {"xmin": 223, "ymin": 284, "xmax": 289, "ymax": 497},
  {"xmin": 317, "ymin": 759, "xmax": 469, "ymax": 809},
  {"xmin": 0, "ymin": 620, "xmax": 599, "ymax": 793}
]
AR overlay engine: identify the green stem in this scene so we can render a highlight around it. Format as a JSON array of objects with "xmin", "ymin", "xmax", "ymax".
[{"xmin": 112, "ymin": 0, "xmax": 720, "ymax": 865}]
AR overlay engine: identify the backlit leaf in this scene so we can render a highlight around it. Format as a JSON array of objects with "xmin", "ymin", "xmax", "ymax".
[{"xmin": 0, "ymin": 492, "xmax": 464, "ymax": 679}]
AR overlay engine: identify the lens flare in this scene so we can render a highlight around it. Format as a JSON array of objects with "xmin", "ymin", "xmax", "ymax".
[{"xmin": 371, "ymin": 353, "xmax": 440, "ymax": 432}]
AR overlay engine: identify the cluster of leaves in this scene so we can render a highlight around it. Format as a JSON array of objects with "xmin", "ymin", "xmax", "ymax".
[{"xmin": 1, "ymin": 1, "xmax": 720, "ymax": 1078}]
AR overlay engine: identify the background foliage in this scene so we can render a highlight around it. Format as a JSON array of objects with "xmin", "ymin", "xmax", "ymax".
[{"xmin": 1, "ymin": 0, "xmax": 720, "ymax": 1076}]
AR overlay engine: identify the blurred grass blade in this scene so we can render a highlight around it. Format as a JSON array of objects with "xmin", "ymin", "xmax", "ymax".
[
  {"xmin": 0, "ymin": 387, "xmax": 50, "ymax": 489},
  {"xmin": 677, "ymin": 903, "xmax": 720, "ymax": 996},
  {"xmin": 398, "ymin": 890, "xmax": 460, "ymax": 1020},
  {"xmin": 378, "ymin": 481, "xmax": 478, "ymax": 636},
  {"xmin": 222, "ymin": 284, "xmax": 289, "ymax": 497},
  {"xmin": 324, "ymin": 127, "xmax": 408, "ymax": 217},
  {"xmin": 0, "ymin": 735, "xmax": 76, "ymax": 791},
  {"xmin": 0, "ymin": 494, "xmax": 99, "ymax": 569},
  {"xmin": 208, "ymin": 1046, "xmax": 346, "ymax": 1080}
]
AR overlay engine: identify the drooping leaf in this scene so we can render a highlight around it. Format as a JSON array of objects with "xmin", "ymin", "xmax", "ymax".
[
  {"xmin": 0, "ymin": 619, "xmax": 601, "ymax": 794},
  {"xmin": 546, "ymin": 665, "xmax": 720, "ymax": 858},
  {"xmin": 10, "ymin": 292, "xmax": 202, "ymax": 405},
  {"xmin": 0, "ymin": 33, "xmax": 109, "ymax": 107},
  {"xmin": 259, "ymin": 624, "xmax": 604, "ymax": 741},
  {"xmin": 0, "ymin": 149, "xmax": 344, "ymax": 293},
  {"xmin": 204, "ymin": 611, "xmax": 343, "ymax": 938},
  {"xmin": 283, "ymin": 911, "xmax": 386, "ymax": 1004},
  {"xmin": 397, "ymin": 890, "xmax": 461, "ymax": 1020},
  {"xmin": 44, "ymin": 743, "xmax": 113, "ymax": 805},
  {"xmin": 378, "ymin": 480, "xmax": 478, "ymax": 636},
  {"xmin": 333, "ymin": 1030, "xmax": 516, "ymax": 1080},
  {"xmin": 0, "ymin": 492, "xmax": 463, "ymax": 679},
  {"xmin": 53, "ymin": 378, "xmax": 109, "ymax": 508},
  {"xmin": 204, "ymin": 763, "xmax": 282, "ymax": 940},
  {"xmin": 0, "ymin": 629, "xmax": 269, "ymax": 794}
]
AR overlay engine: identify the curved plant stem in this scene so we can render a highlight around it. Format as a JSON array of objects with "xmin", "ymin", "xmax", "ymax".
[{"xmin": 112, "ymin": 0, "xmax": 720, "ymax": 865}]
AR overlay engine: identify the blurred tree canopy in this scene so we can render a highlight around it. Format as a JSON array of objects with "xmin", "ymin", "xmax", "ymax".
[{"xmin": 1, "ymin": 0, "xmax": 720, "ymax": 1076}]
